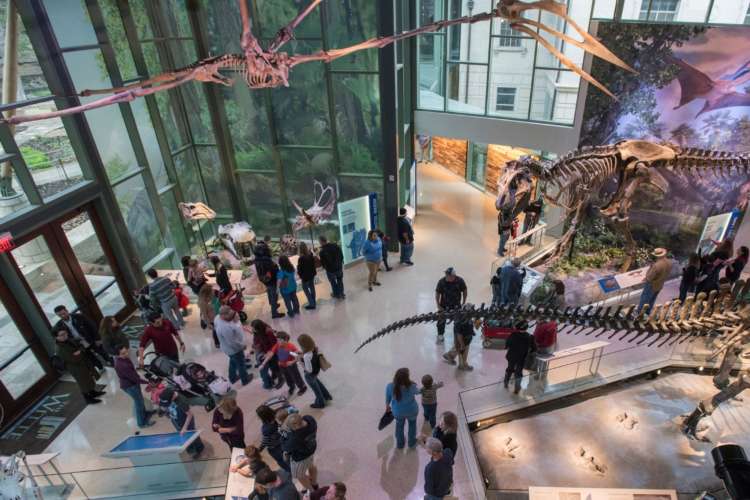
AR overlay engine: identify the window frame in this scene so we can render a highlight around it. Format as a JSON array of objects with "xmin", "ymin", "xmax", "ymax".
[
  {"xmin": 639, "ymin": 0, "xmax": 680, "ymax": 22},
  {"xmin": 495, "ymin": 86, "xmax": 517, "ymax": 112}
]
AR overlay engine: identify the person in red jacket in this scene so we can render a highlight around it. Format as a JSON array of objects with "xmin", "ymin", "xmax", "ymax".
[
  {"xmin": 533, "ymin": 319, "xmax": 557, "ymax": 355},
  {"xmin": 138, "ymin": 312, "xmax": 185, "ymax": 366}
]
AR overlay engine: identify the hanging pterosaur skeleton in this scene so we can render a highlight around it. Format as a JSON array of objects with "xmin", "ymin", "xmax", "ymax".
[{"xmin": 3, "ymin": 0, "xmax": 634, "ymax": 125}]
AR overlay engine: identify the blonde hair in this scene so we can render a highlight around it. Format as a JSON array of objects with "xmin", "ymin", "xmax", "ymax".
[
  {"xmin": 297, "ymin": 334, "xmax": 315, "ymax": 353},
  {"xmin": 218, "ymin": 396, "xmax": 238, "ymax": 417},
  {"xmin": 198, "ymin": 283, "xmax": 214, "ymax": 302}
]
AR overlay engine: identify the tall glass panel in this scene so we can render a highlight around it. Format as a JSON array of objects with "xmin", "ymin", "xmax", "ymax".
[
  {"xmin": 0, "ymin": 300, "xmax": 30, "ymax": 367},
  {"xmin": 173, "ymin": 148, "xmax": 204, "ymax": 204},
  {"xmin": 220, "ymin": 85, "xmax": 274, "ymax": 171},
  {"xmin": 281, "ymin": 149, "xmax": 337, "ymax": 229},
  {"xmin": 0, "ymin": 348, "xmax": 46, "ymax": 399},
  {"xmin": 131, "ymin": 99, "xmax": 170, "ymax": 189},
  {"xmin": 64, "ymin": 50, "xmax": 141, "ymax": 182},
  {"xmin": 195, "ymin": 146, "xmax": 232, "ymax": 215},
  {"xmin": 256, "ymin": 0, "xmax": 322, "ymax": 38},
  {"xmin": 488, "ymin": 36, "xmax": 534, "ymax": 120},
  {"xmin": 114, "ymin": 175, "xmax": 166, "ymax": 264},
  {"xmin": 60, "ymin": 215, "xmax": 127, "ymax": 315},
  {"xmin": 11, "ymin": 236, "xmax": 76, "ymax": 321},
  {"xmin": 238, "ymin": 172, "xmax": 287, "ymax": 237},
  {"xmin": 324, "ymin": 0, "xmax": 378, "ymax": 71},
  {"xmin": 42, "ymin": 0, "xmax": 98, "ymax": 48},
  {"xmin": 334, "ymin": 74, "xmax": 383, "ymax": 175},
  {"xmin": 446, "ymin": 63, "xmax": 488, "ymax": 114},
  {"xmin": 161, "ymin": 189, "xmax": 190, "ymax": 257},
  {"xmin": 530, "ymin": 70, "xmax": 579, "ymax": 124},
  {"xmin": 418, "ymin": 34, "xmax": 446, "ymax": 111},
  {"xmin": 270, "ymin": 41, "xmax": 331, "ymax": 146},
  {"xmin": 447, "ymin": 0, "xmax": 492, "ymax": 64}
]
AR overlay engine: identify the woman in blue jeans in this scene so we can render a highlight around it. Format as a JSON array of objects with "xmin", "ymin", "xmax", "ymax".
[
  {"xmin": 385, "ymin": 367, "xmax": 420, "ymax": 448},
  {"xmin": 298, "ymin": 334, "xmax": 332, "ymax": 409},
  {"xmin": 277, "ymin": 255, "xmax": 300, "ymax": 317}
]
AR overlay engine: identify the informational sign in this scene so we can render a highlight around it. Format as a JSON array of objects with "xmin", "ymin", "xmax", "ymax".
[
  {"xmin": 337, "ymin": 195, "xmax": 373, "ymax": 265},
  {"xmin": 521, "ymin": 265, "xmax": 544, "ymax": 299},
  {"xmin": 0, "ymin": 232, "xmax": 15, "ymax": 253},
  {"xmin": 696, "ymin": 211, "xmax": 734, "ymax": 256},
  {"xmin": 529, "ymin": 486, "xmax": 676, "ymax": 500},
  {"xmin": 368, "ymin": 192, "xmax": 378, "ymax": 230},
  {"xmin": 598, "ymin": 275, "xmax": 621, "ymax": 293},
  {"xmin": 614, "ymin": 265, "xmax": 650, "ymax": 290}
]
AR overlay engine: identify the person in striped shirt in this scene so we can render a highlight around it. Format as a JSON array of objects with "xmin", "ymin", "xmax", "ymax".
[{"xmin": 146, "ymin": 268, "xmax": 185, "ymax": 328}]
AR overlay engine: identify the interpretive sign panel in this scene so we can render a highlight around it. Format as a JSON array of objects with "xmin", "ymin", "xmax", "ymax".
[
  {"xmin": 338, "ymin": 195, "xmax": 372, "ymax": 265},
  {"xmin": 530, "ymin": 486, "xmax": 677, "ymax": 500},
  {"xmin": 696, "ymin": 211, "xmax": 734, "ymax": 256}
]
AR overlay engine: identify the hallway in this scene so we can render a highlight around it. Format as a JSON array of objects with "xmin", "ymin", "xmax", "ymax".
[{"xmin": 39, "ymin": 162, "xmax": 505, "ymax": 499}]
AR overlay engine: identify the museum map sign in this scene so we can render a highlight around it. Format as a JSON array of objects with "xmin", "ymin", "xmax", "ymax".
[{"xmin": 337, "ymin": 195, "xmax": 374, "ymax": 265}]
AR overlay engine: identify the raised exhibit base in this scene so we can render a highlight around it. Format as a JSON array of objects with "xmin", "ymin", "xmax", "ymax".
[{"xmin": 473, "ymin": 372, "xmax": 750, "ymax": 496}]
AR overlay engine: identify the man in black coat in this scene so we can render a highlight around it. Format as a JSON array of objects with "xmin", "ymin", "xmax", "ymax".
[
  {"xmin": 254, "ymin": 242, "xmax": 285, "ymax": 319},
  {"xmin": 397, "ymin": 207, "xmax": 415, "ymax": 266},
  {"xmin": 504, "ymin": 321, "xmax": 535, "ymax": 394},
  {"xmin": 318, "ymin": 235, "xmax": 345, "ymax": 299},
  {"xmin": 54, "ymin": 305, "xmax": 105, "ymax": 370}
]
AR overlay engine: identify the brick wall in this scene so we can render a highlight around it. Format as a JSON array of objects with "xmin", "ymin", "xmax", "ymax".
[{"xmin": 432, "ymin": 137, "xmax": 468, "ymax": 178}]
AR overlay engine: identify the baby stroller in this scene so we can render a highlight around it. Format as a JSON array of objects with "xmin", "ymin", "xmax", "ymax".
[
  {"xmin": 143, "ymin": 352, "xmax": 233, "ymax": 411},
  {"xmin": 481, "ymin": 317, "xmax": 520, "ymax": 349},
  {"xmin": 220, "ymin": 284, "xmax": 247, "ymax": 323}
]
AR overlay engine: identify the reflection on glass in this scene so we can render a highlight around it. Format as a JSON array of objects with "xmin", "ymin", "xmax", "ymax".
[
  {"xmin": 42, "ymin": 0, "xmax": 97, "ymax": 48},
  {"xmin": 239, "ymin": 172, "xmax": 287, "ymax": 237},
  {"xmin": 418, "ymin": 34, "xmax": 446, "ymax": 111},
  {"xmin": 114, "ymin": 175, "xmax": 166, "ymax": 264},
  {"xmin": 196, "ymin": 146, "xmax": 232, "ymax": 215},
  {"xmin": 0, "ymin": 301, "xmax": 30, "ymax": 367},
  {"xmin": 11, "ymin": 236, "xmax": 76, "ymax": 322},
  {"xmin": 60, "ymin": 215, "xmax": 126, "ymax": 315},
  {"xmin": 530, "ymin": 70, "xmax": 579, "ymax": 124},
  {"xmin": 447, "ymin": 63, "xmax": 488, "ymax": 114},
  {"xmin": 172, "ymin": 149, "xmax": 204, "ymax": 204},
  {"xmin": 0, "ymin": 348, "xmax": 46, "ymax": 399},
  {"xmin": 64, "ymin": 50, "xmax": 140, "ymax": 182},
  {"xmin": 161, "ymin": 190, "xmax": 190, "ymax": 257},
  {"xmin": 131, "ymin": 99, "xmax": 170, "ymax": 189},
  {"xmin": 334, "ymin": 74, "xmax": 383, "ymax": 175},
  {"xmin": 325, "ymin": 0, "xmax": 378, "ymax": 71},
  {"xmin": 447, "ymin": 0, "xmax": 492, "ymax": 63},
  {"xmin": 256, "ymin": 0, "xmax": 321, "ymax": 38}
]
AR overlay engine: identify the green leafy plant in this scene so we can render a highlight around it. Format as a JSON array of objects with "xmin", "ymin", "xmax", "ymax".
[{"xmin": 20, "ymin": 146, "xmax": 52, "ymax": 170}]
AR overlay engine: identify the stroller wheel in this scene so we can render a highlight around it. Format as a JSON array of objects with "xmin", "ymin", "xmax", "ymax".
[{"xmin": 239, "ymin": 311, "xmax": 248, "ymax": 323}]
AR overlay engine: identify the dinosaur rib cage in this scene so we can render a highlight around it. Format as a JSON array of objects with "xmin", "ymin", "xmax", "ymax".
[{"xmin": 355, "ymin": 281, "xmax": 750, "ymax": 353}]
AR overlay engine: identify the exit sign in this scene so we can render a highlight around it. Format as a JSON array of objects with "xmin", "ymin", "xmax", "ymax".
[{"xmin": 0, "ymin": 232, "xmax": 15, "ymax": 253}]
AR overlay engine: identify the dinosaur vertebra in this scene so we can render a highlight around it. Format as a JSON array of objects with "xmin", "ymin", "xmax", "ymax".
[
  {"xmin": 355, "ymin": 282, "xmax": 750, "ymax": 353},
  {"xmin": 3, "ymin": 0, "xmax": 633, "ymax": 125},
  {"xmin": 497, "ymin": 140, "xmax": 750, "ymax": 271}
]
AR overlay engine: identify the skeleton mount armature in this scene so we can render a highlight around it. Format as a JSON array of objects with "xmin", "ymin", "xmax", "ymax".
[
  {"xmin": 3, "ymin": 0, "xmax": 634, "ymax": 125},
  {"xmin": 355, "ymin": 280, "xmax": 750, "ymax": 353}
]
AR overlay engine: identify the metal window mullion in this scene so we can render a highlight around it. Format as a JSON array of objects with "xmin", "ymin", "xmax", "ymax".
[
  {"xmin": 319, "ymin": 0, "xmax": 342, "ymax": 185},
  {"xmin": 250, "ymin": 0, "xmax": 291, "ymax": 233},
  {"xmin": 0, "ymin": 124, "xmax": 43, "ymax": 205},
  {"xmin": 84, "ymin": 0, "xmax": 170, "ymax": 243},
  {"xmin": 186, "ymin": 0, "xmax": 245, "ymax": 222},
  {"xmin": 484, "ymin": 12, "xmax": 494, "ymax": 116},
  {"xmin": 526, "ymin": 9, "xmax": 541, "ymax": 120}
]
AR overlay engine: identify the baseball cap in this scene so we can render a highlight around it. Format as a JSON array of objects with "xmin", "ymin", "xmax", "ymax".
[{"xmin": 445, "ymin": 267, "xmax": 455, "ymax": 276}]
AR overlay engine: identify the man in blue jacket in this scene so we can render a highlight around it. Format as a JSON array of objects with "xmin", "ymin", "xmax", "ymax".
[{"xmin": 500, "ymin": 258, "xmax": 526, "ymax": 305}]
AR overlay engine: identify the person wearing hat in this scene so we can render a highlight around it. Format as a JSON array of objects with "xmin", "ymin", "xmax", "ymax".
[
  {"xmin": 637, "ymin": 248, "xmax": 672, "ymax": 313},
  {"xmin": 160, "ymin": 387, "xmax": 205, "ymax": 459},
  {"xmin": 504, "ymin": 320, "xmax": 535, "ymax": 394},
  {"xmin": 423, "ymin": 437, "xmax": 454, "ymax": 500},
  {"xmin": 435, "ymin": 268, "xmax": 468, "ymax": 344}
]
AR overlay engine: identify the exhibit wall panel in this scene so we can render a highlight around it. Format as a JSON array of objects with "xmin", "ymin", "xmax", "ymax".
[{"xmin": 580, "ymin": 23, "xmax": 750, "ymax": 259}]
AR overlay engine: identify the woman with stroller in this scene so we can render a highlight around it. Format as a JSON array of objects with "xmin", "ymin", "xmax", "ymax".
[
  {"xmin": 212, "ymin": 396, "xmax": 246, "ymax": 450},
  {"xmin": 277, "ymin": 255, "xmax": 301, "ymax": 317},
  {"xmin": 297, "ymin": 334, "xmax": 333, "ymax": 409},
  {"xmin": 197, "ymin": 284, "xmax": 220, "ymax": 348},
  {"xmin": 250, "ymin": 319, "xmax": 284, "ymax": 390}
]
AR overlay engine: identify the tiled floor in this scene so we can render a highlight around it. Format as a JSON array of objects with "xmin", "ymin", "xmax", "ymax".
[{"xmin": 42, "ymin": 162, "xmax": 514, "ymax": 499}]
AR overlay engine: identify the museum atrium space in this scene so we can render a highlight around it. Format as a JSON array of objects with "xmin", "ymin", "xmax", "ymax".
[{"xmin": 3, "ymin": 0, "xmax": 750, "ymax": 498}]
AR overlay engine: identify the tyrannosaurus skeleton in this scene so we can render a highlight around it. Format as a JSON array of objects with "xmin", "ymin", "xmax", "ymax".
[
  {"xmin": 355, "ymin": 280, "xmax": 750, "ymax": 353},
  {"xmin": 496, "ymin": 140, "xmax": 750, "ymax": 271},
  {"xmin": 3, "ymin": 0, "xmax": 634, "ymax": 125}
]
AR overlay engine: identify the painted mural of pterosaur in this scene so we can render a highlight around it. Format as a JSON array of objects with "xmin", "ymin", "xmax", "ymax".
[{"xmin": 667, "ymin": 55, "xmax": 750, "ymax": 117}]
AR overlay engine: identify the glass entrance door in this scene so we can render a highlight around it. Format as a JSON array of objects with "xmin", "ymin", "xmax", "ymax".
[
  {"xmin": 10, "ymin": 204, "xmax": 133, "ymax": 326},
  {"xmin": 467, "ymin": 142, "xmax": 488, "ymax": 189}
]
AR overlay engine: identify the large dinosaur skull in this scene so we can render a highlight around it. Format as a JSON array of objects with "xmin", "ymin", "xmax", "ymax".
[{"xmin": 496, "ymin": 156, "xmax": 541, "ymax": 212}]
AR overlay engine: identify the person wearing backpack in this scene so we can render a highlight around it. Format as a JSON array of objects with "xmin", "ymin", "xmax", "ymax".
[
  {"xmin": 282, "ymin": 413, "xmax": 319, "ymax": 493},
  {"xmin": 255, "ymin": 247, "xmax": 285, "ymax": 319},
  {"xmin": 297, "ymin": 334, "xmax": 332, "ymax": 409}
]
